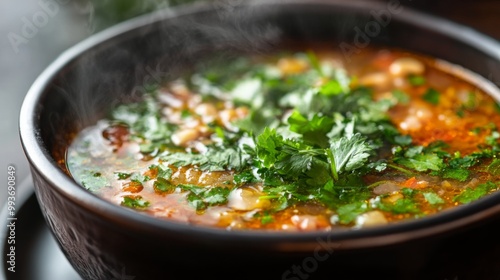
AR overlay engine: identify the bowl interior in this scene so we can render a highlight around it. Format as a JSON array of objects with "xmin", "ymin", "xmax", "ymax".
[{"xmin": 22, "ymin": 0, "xmax": 500, "ymax": 247}]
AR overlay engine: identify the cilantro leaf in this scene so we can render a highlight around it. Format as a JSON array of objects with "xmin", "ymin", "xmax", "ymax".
[
  {"xmin": 336, "ymin": 201, "xmax": 369, "ymax": 224},
  {"xmin": 146, "ymin": 164, "xmax": 173, "ymax": 180},
  {"xmin": 442, "ymin": 168, "xmax": 470, "ymax": 182},
  {"xmin": 394, "ymin": 135, "xmax": 412, "ymax": 146},
  {"xmin": 233, "ymin": 170, "xmax": 259, "ymax": 185},
  {"xmin": 111, "ymin": 95, "xmax": 177, "ymax": 154},
  {"xmin": 179, "ymin": 185, "xmax": 231, "ymax": 211},
  {"xmin": 115, "ymin": 172, "xmax": 131, "ymax": 180},
  {"xmin": 121, "ymin": 196, "xmax": 150, "ymax": 209},
  {"xmin": 408, "ymin": 75, "xmax": 426, "ymax": 86},
  {"xmin": 423, "ymin": 192, "xmax": 445, "ymax": 205},
  {"xmin": 153, "ymin": 178, "xmax": 175, "ymax": 194},
  {"xmin": 392, "ymin": 89, "xmax": 410, "ymax": 104},
  {"xmin": 487, "ymin": 159, "xmax": 500, "ymax": 176},
  {"xmin": 79, "ymin": 170, "xmax": 109, "ymax": 192},
  {"xmin": 287, "ymin": 111, "xmax": 334, "ymax": 147},
  {"xmin": 453, "ymin": 182, "xmax": 498, "ymax": 204},
  {"xmin": 130, "ymin": 172, "xmax": 149, "ymax": 183},
  {"xmin": 394, "ymin": 145, "xmax": 444, "ymax": 172},
  {"xmin": 319, "ymin": 80, "xmax": 343, "ymax": 96},
  {"xmin": 327, "ymin": 133, "xmax": 372, "ymax": 180},
  {"xmin": 377, "ymin": 198, "xmax": 420, "ymax": 214},
  {"xmin": 422, "ymin": 88, "xmax": 440, "ymax": 105},
  {"xmin": 162, "ymin": 146, "xmax": 250, "ymax": 172}
]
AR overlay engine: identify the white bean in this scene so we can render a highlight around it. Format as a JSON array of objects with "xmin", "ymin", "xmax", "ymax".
[
  {"xmin": 399, "ymin": 116, "xmax": 422, "ymax": 131},
  {"xmin": 171, "ymin": 128, "xmax": 200, "ymax": 146},
  {"xmin": 359, "ymin": 72, "xmax": 389, "ymax": 87},
  {"xmin": 227, "ymin": 187, "xmax": 270, "ymax": 211},
  {"xmin": 194, "ymin": 103, "xmax": 218, "ymax": 123},
  {"xmin": 290, "ymin": 215, "xmax": 319, "ymax": 231},
  {"xmin": 277, "ymin": 58, "xmax": 308, "ymax": 75},
  {"xmin": 355, "ymin": 211, "xmax": 388, "ymax": 228},
  {"xmin": 389, "ymin": 57, "xmax": 425, "ymax": 76}
]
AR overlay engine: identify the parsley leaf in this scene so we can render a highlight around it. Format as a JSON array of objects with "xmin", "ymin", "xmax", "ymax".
[
  {"xmin": 442, "ymin": 168, "xmax": 470, "ymax": 182},
  {"xmin": 153, "ymin": 178, "xmax": 175, "ymax": 194},
  {"xmin": 115, "ymin": 172, "xmax": 131, "ymax": 180},
  {"xmin": 336, "ymin": 201, "xmax": 369, "ymax": 224},
  {"xmin": 422, "ymin": 88, "xmax": 440, "ymax": 105},
  {"xmin": 179, "ymin": 184, "xmax": 231, "ymax": 211},
  {"xmin": 121, "ymin": 196, "xmax": 150, "ymax": 209},
  {"xmin": 423, "ymin": 192, "xmax": 445, "ymax": 205},
  {"xmin": 162, "ymin": 146, "xmax": 250, "ymax": 172},
  {"xmin": 453, "ymin": 182, "xmax": 499, "ymax": 204},
  {"xmin": 287, "ymin": 111, "xmax": 335, "ymax": 147},
  {"xmin": 487, "ymin": 159, "xmax": 500, "ymax": 176},
  {"xmin": 394, "ymin": 145, "xmax": 444, "ymax": 172},
  {"xmin": 327, "ymin": 133, "xmax": 372, "ymax": 180},
  {"xmin": 408, "ymin": 75, "xmax": 426, "ymax": 86},
  {"xmin": 377, "ymin": 198, "xmax": 421, "ymax": 214}
]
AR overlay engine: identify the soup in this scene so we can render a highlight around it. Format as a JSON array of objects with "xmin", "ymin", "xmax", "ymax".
[{"xmin": 64, "ymin": 47, "xmax": 500, "ymax": 231}]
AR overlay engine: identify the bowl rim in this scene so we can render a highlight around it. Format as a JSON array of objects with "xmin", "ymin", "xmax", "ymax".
[{"xmin": 19, "ymin": 0, "xmax": 500, "ymax": 250}]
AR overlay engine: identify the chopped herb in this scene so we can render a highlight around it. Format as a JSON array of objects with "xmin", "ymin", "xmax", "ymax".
[
  {"xmin": 121, "ymin": 196, "xmax": 150, "ymax": 209},
  {"xmin": 442, "ymin": 168, "xmax": 470, "ymax": 182},
  {"xmin": 67, "ymin": 49, "xmax": 500, "ymax": 230},
  {"xmin": 79, "ymin": 170, "xmax": 109, "ymax": 192},
  {"xmin": 131, "ymin": 172, "xmax": 149, "ymax": 183},
  {"xmin": 162, "ymin": 146, "xmax": 250, "ymax": 172},
  {"xmin": 260, "ymin": 215, "xmax": 274, "ymax": 225},
  {"xmin": 336, "ymin": 201, "xmax": 368, "ymax": 224},
  {"xmin": 327, "ymin": 133, "xmax": 372, "ymax": 180},
  {"xmin": 115, "ymin": 172, "xmax": 131, "ymax": 180},
  {"xmin": 181, "ymin": 109, "xmax": 192, "ymax": 118},
  {"xmin": 422, "ymin": 88, "xmax": 440, "ymax": 105},
  {"xmin": 394, "ymin": 135, "xmax": 412, "ymax": 146},
  {"xmin": 179, "ymin": 184, "xmax": 231, "ymax": 211},
  {"xmin": 392, "ymin": 89, "xmax": 410, "ymax": 104},
  {"xmin": 254, "ymin": 211, "xmax": 275, "ymax": 225},
  {"xmin": 287, "ymin": 111, "xmax": 334, "ymax": 147},
  {"xmin": 319, "ymin": 80, "xmax": 343, "ymax": 96},
  {"xmin": 487, "ymin": 159, "xmax": 500, "ymax": 176},
  {"xmin": 233, "ymin": 170, "xmax": 258, "ymax": 185},
  {"xmin": 153, "ymin": 178, "xmax": 175, "ymax": 194},
  {"xmin": 377, "ymin": 197, "xmax": 420, "ymax": 214},
  {"xmin": 454, "ymin": 182, "xmax": 498, "ymax": 204},
  {"xmin": 470, "ymin": 127, "xmax": 483, "ymax": 135},
  {"xmin": 148, "ymin": 164, "xmax": 173, "ymax": 179},
  {"xmin": 407, "ymin": 75, "xmax": 426, "ymax": 86},
  {"xmin": 423, "ymin": 192, "xmax": 445, "ymax": 205},
  {"xmin": 395, "ymin": 152, "xmax": 444, "ymax": 172}
]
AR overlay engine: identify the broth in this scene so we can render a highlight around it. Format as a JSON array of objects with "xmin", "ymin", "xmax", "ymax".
[{"xmin": 64, "ymin": 46, "xmax": 500, "ymax": 231}]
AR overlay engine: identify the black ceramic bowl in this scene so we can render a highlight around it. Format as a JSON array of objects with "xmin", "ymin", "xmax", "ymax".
[{"xmin": 19, "ymin": 1, "xmax": 500, "ymax": 279}]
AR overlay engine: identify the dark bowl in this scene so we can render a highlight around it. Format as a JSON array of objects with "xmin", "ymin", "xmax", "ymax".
[{"xmin": 19, "ymin": 0, "xmax": 500, "ymax": 279}]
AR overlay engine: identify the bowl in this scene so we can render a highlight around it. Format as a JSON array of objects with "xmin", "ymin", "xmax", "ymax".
[{"xmin": 19, "ymin": 0, "xmax": 500, "ymax": 279}]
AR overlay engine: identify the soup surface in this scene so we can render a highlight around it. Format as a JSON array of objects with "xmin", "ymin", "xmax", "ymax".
[{"xmin": 65, "ymin": 47, "xmax": 500, "ymax": 231}]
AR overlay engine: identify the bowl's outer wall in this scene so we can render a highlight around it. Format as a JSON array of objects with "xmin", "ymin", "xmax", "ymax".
[{"xmin": 23, "ymin": 1, "xmax": 500, "ymax": 279}]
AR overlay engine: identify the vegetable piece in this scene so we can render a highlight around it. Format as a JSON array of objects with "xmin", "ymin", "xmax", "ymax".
[
  {"xmin": 422, "ymin": 88, "xmax": 440, "ymax": 105},
  {"xmin": 453, "ymin": 182, "xmax": 498, "ymax": 204},
  {"xmin": 179, "ymin": 184, "xmax": 231, "ymax": 211},
  {"xmin": 153, "ymin": 178, "xmax": 176, "ymax": 194},
  {"xmin": 423, "ymin": 192, "xmax": 445, "ymax": 205},
  {"xmin": 407, "ymin": 75, "xmax": 426, "ymax": 86},
  {"xmin": 121, "ymin": 196, "xmax": 150, "ymax": 209}
]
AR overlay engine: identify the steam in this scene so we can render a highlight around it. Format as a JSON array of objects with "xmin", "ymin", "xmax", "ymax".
[
  {"xmin": 45, "ymin": 1, "xmax": 286, "ymax": 153},
  {"xmin": 46, "ymin": 0, "xmax": 382, "ymax": 158}
]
